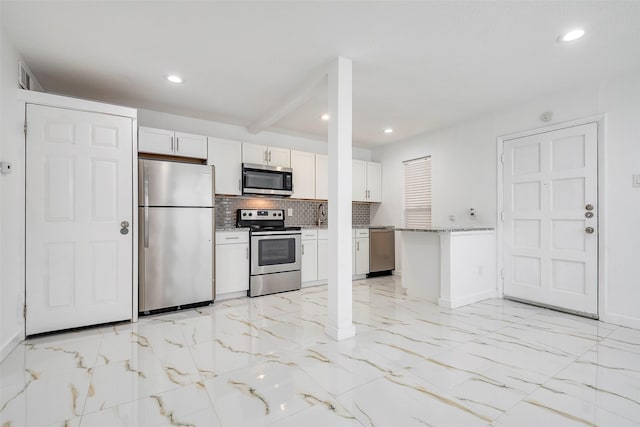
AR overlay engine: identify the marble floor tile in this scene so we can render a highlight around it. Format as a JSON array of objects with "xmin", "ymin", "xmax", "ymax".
[{"xmin": 1, "ymin": 276, "xmax": 638, "ymax": 427}]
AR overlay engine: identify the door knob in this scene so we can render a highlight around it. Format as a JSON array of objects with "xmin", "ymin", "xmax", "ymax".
[
  {"xmin": 585, "ymin": 212, "xmax": 593, "ymax": 218},
  {"xmin": 585, "ymin": 204, "xmax": 594, "ymax": 211},
  {"xmin": 585, "ymin": 227, "xmax": 594, "ymax": 234},
  {"xmin": 120, "ymin": 220, "xmax": 130, "ymax": 235}
]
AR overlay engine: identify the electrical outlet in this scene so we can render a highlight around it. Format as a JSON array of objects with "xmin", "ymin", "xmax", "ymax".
[
  {"xmin": 469, "ymin": 208, "xmax": 476, "ymax": 220},
  {"xmin": 449, "ymin": 214, "xmax": 456, "ymax": 222},
  {"xmin": 287, "ymin": 208, "xmax": 293, "ymax": 217}
]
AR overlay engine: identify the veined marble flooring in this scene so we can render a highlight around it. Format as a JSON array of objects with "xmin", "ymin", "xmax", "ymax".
[{"xmin": 1, "ymin": 276, "xmax": 639, "ymax": 427}]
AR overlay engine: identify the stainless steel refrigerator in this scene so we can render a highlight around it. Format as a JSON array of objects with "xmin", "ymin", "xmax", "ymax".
[{"xmin": 138, "ymin": 159, "xmax": 215, "ymax": 312}]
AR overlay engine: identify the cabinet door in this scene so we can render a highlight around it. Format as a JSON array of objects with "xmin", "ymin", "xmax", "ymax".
[
  {"xmin": 291, "ymin": 150, "xmax": 316, "ymax": 199},
  {"xmin": 315, "ymin": 154, "xmax": 328, "ymax": 200},
  {"xmin": 352, "ymin": 238, "xmax": 356, "ymax": 276},
  {"xmin": 317, "ymin": 238, "xmax": 328, "ymax": 281},
  {"xmin": 138, "ymin": 127, "xmax": 174, "ymax": 155},
  {"xmin": 301, "ymin": 239, "xmax": 318, "ymax": 282},
  {"xmin": 352, "ymin": 159, "xmax": 367, "ymax": 202},
  {"xmin": 216, "ymin": 243, "xmax": 249, "ymax": 295},
  {"xmin": 367, "ymin": 162, "xmax": 382, "ymax": 202},
  {"xmin": 242, "ymin": 143, "xmax": 267, "ymax": 165},
  {"xmin": 355, "ymin": 237, "xmax": 370, "ymax": 275},
  {"xmin": 268, "ymin": 147, "xmax": 291, "ymax": 168},
  {"xmin": 175, "ymin": 132, "xmax": 208, "ymax": 159},
  {"xmin": 208, "ymin": 137, "xmax": 242, "ymax": 195}
]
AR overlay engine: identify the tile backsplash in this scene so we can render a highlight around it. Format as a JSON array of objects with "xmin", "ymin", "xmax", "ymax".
[{"xmin": 215, "ymin": 196, "xmax": 370, "ymax": 228}]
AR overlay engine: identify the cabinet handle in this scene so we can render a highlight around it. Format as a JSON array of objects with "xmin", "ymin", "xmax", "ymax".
[
  {"xmin": 176, "ymin": 137, "xmax": 179, "ymax": 152},
  {"xmin": 264, "ymin": 150, "xmax": 268, "ymax": 162},
  {"xmin": 246, "ymin": 247, "xmax": 249, "ymax": 259},
  {"xmin": 302, "ymin": 244, "xmax": 305, "ymax": 256},
  {"xmin": 268, "ymin": 150, "xmax": 272, "ymax": 162},
  {"xmin": 238, "ymin": 179, "xmax": 242, "ymax": 192},
  {"xmin": 357, "ymin": 241, "xmax": 360, "ymax": 251},
  {"xmin": 225, "ymin": 236, "xmax": 239, "ymax": 240},
  {"xmin": 171, "ymin": 136, "xmax": 174, "ymax": 152}
]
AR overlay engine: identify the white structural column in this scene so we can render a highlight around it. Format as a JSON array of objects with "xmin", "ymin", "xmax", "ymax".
[{"xmin": 326, "ymin": 57, "xmax": 356, "ymax": 341}]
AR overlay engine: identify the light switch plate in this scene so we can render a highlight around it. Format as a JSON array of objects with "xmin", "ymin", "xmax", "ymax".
[
  {"xmin": 287, "ymin": 208, "xmax": 293, "ymax": 217},
  {"xmin": 633, "ymin": 174, "xmax": 640, "ymax": 188}
]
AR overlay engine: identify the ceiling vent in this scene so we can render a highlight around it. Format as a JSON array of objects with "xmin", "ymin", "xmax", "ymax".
[{"xmin": 18, "ymin": 61, "xmax": 31, "ymax": 90}]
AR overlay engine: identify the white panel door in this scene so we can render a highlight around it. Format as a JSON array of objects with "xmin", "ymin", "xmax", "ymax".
[
  {"xmin": 26, "ymin": 104, "xmax": 133, "ymax": 335},
  {"xmin": 242, "ymin": 143, "xmax": 267, "ymax": 165},
  {"xmin": 315, "ymin": 154, "xmax": 328, "ymax": 200},
  {"xmin": 175, "ymin": 131, "xmax": 207, "ymax": 159},
  {"xmin": 503, "ymin": 123, "xmax": 598, "ymax": 315},
  {"xmin": 352, "ymin": 160, "xmax": 367, "ymax": 202},
  {"xmin": 138, "ymin": 126, "xmax": 173, "ymax": 155},
  {"xmin": 291, "ymin": 150, "xmax": 316, "ymax": 199},
  {"xmin": 208, "ymin": 137, "xmax": 242, "ymax": 195}
]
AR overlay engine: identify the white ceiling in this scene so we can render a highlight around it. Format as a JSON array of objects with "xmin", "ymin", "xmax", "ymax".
[{"xmin": 3, "ymin": 1, "xmax": 640, "ymax": 148}]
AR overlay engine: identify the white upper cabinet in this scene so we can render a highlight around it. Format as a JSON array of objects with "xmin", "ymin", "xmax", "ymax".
[
  {"xmin": 242, "ymin": 143, "xmax": 290, "ymax": 168},
  {"xmin": 352, "ymin": 160, "xmax": 382, "ymax": 202},
  {"xmin": 138, "ymin": 127, "xmax": 207, "ymax": 159},
  {"xmin": 352, "ymin": 160, "xmax": 368, "ymax": 201},
  {"xmin": 315, "ymin": 154, "xmax": 328, "ymax": 200},
  {"xmin": 367, "ymin": 161, "xmax": 382, "ymax": 202},
  {"xmin": 291, "ymin": 150, "xmax": 316, "ymax": 199},
  {"xmin": 207, "ymin": 137, "xmax": 242, "ymax": 195}
]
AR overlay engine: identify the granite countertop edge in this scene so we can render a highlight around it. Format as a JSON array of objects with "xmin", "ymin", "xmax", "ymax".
[{"xmin": 396, "ymin": 227, "xmax": 495, "ymax": 232}]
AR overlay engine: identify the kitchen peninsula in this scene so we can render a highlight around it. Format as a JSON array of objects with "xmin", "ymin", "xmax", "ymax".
[{"xmin": 397, "ymin": 227, "xmax": 496, "ymax": 308}]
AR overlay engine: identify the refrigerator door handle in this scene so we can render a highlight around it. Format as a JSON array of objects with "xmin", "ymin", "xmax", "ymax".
[{"xmin": 144, "ymin": 164, "xmax": 150, "ymax": 248}]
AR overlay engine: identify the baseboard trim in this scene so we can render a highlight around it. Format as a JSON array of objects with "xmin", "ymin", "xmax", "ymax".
[
  {"xmin": 600, "ymin": 311, "xmax": 640, "ymax": 329},
  {"xmin": 1, "ymin": 332, "xmax": 22, "ymax": 363},
  {"xmin": 438, "ymin": 290, "xmax": 497, "ymax": 309}
]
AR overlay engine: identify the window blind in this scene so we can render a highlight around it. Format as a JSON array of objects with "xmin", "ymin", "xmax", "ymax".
[{"xmin": 403, "ymin": 156, "xmax": 431, "ymax": 228}]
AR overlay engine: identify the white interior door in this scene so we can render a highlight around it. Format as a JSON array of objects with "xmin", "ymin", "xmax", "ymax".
[
  {"xmin": 26, "ymin": 104, "xmax": 133, "ymax": 335},
  {"xmin": 503, "ymin": 123, "xmax": 598, "ymax": 316}
]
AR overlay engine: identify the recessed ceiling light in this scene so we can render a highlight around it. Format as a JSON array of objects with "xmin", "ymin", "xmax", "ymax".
[
  {"xmin": 384, "ymin": 128, "xmax": 393, "ymax": 134},
  {"xmin": 321, "ymin": 114, "xmax": 330, "ymax": 121},
  {"xmin": 558, "ymin": 28, "xmax": 585, "ymax": 43},
  {"xmin": 167, "ymin": 75, "xmax": 183, "ymax": 84}
]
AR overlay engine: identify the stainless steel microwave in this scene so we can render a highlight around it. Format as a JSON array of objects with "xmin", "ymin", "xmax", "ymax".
[{"xmin": 242, "ymin": 163, "xmax": 293, "ymax": 196}]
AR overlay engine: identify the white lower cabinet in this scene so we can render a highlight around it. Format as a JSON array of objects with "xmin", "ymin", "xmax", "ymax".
[
  {"xmin": 301, "ymin": 229, "xmax": 318, "ymax": 283},
  {"xmin": 354, "ymin": 228, "xmax": 370, "ymax": 276},
  {"xmin": 317, "ymin": 231, "xmax": 328, "ymax": 281},
  {"xmin": 215, "ymin": 231, "xmax": 249, "ymax": 296}
]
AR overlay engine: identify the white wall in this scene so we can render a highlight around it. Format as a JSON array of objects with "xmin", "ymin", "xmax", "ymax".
[
  {"xmin": 0, "ymin": 24, "xmax": 44, "ymax": 359},
  {"xmin": 138, "ymin": 109, "xmax": 372, "ymax": 161},
  {"xmin": 371, "ymin": 72, "xmax": 640, "ymax": 328}
]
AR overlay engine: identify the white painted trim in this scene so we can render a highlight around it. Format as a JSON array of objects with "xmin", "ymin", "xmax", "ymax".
[
  {"xmin": 496, "ymin": 115, "xmax": 606, "ymax": 315},
  {"xmin": 18, "ymin": 89, "xmax": 137, "ymax": 118},
  {"xmin": 132, "ymin": 119, "xmax": 139, "ymax": 323},
  {"xmin": 438, "ymin": 289, "xmax": 497, "ymax": 309},
  {"xmin": 1, "ymin": 332, "xmax": 22, "ymax": 363},
  {"xmin": 600, "ymin": 312, "xmax": 640, "ymax": 330},
  {"xmin": 325, "ymin": 323, "xmax": 356, "ymax": 341},
  {"xmin": 302, "ymin": 280, "xmax": 327, "ymax": 288}
]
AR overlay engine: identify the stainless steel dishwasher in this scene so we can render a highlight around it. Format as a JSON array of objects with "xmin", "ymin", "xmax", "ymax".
[{"xmin": 369, "ymin": 227, "xmax": 395, "ymax": 276}]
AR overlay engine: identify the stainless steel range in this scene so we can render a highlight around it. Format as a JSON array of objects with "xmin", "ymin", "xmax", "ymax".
[{"xmin": 237, "ymin": 209, "xmax": 302, "ymax": 297}]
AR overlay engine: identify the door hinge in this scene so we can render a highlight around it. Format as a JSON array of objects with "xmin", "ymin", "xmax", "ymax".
[{"xmin": 23, "ymin": 121, "xmax": 27, "ymax": 136}]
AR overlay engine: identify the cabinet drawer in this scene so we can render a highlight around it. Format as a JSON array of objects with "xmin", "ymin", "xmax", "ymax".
[
  {"xmin": 301, "ymin": 229, "xmax": 318, "ymax": 240},
  {"xmin": 215, "ymin": 230, "xmax": 249, "ymax": 244},
  {"xmin": 318, "ymin": 229, "xmax": 328, "ymax": 240},
  {"xmin": 355, "ymin": 229, "xmax": 370, "ymax": 238}
]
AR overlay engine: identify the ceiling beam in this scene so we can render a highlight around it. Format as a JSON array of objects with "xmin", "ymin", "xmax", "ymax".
[{"xmin": 247, "ymin": 68, "xmax": 328, "ymax": 135}]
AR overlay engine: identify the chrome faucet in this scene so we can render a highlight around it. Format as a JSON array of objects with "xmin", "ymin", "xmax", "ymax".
[{"xmin": 317, "ymin": 203, "xmax": 327, "ymax": 226}]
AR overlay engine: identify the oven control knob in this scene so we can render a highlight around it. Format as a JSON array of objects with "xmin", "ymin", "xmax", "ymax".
[
  {"xmin": 242, "ymin": 213, "xmax": 246, "ymax": 216},
  {"xmin": 248, "ymin": 213, "xmax": 253, "ymax": 216},
  {"xmin": 273, "ymin": 213, "xmax": 276, "ymax": 216},
  {"xmin": 278, "ymin": 212, "xmax": 282, "ymax": 216}
]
